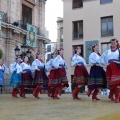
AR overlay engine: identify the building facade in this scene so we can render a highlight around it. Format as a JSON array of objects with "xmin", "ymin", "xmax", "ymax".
[
  {"xmin": 57, "ymin": 17, "xmax": 63, "ymax": 49},
  {"xmin": 63, "ymin": 0, "xmax": 120, "ymax": 83},
  {"xmin": 0, "ymin": 0, "xmax": 50, "ymax": 93},
  {"xmin": 45, "ymin": 42, "xmax": 57, "ymax": 63}
]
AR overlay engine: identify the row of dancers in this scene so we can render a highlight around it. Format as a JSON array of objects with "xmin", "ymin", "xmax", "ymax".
[{"xmin": 0, "ymin": 38, "xmax": 120, "ymax": 103}]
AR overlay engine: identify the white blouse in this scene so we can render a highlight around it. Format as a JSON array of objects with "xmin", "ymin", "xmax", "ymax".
[
  {"xmin": 20, "ymin": 62, "xmax": 31, "ymax": 71},
  {"xmin": 32, "ymin": 59, "xmax": 45, "ymax": 71},
  {"xmin": 9, "ymin": 62, "xmax": 22, "ymax": 73},
  {"xmin": 99, "ymin": 49, "xmax": 119, "ymax": 64},
  {"xmin": 0, "ymin": 64, "xmax": 9, "ymax": 74},
  {"xmin": 45, "ymin": 59, "xmax": 54, "ymax": 72},
  {"xmin": 71, "ymin": 54, "xmax": 87, "ymax": 66},
  {"xmin": 52, "ymin": 55, "xmax": 67, "ymax": 69},
  {"xmin": 89, "ymin": 52, "xmax": 100, "ymax": 66}
]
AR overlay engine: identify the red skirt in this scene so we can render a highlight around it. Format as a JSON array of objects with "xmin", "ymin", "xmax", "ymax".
[
  {"xmin": 20, "ymin": 72, "xmax": 34, "ymax": 88},
  {"xmin": 33, "ymin": 69, "xmax": 48, "ymax": 87},
  {"xmin": 48, "ymin": 69, "xmax": 60, "ymax": 87},
  {"xmin": 106, "ymin": 62, "xmax": 120, "ymax": 87},
  {"xmin": 56, "ymin": 68, "xmax": 69, "ymax": 87},
  {"xmin": 72, "ymin": 66, "xmax": 88, "ymax": 86}
]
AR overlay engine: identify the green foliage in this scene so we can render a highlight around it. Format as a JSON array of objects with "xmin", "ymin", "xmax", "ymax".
[{"xmin": 0, "ymin": 49, "xmax": 3, "ymax": 59}]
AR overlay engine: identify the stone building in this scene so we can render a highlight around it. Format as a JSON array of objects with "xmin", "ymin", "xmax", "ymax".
[{"xmin": 0, "ymin": 0, "xmax": 50, "ymax": 93}]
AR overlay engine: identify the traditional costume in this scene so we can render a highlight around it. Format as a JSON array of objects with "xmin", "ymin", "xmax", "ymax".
[
  {"xmin": 0, "ymin": 63, "xmax": 9, "ymax": 94},
  {"xmin": 88, "ymin": 52, "xmax": 107, "ymax": 100},
  {"xmin": 46, "ymin": 58, "xmax": 60, "ymax": 99},
  {"xmin": 8, "ymin": 60, "xmax": 22, "ymax": 98},
  {"xmin": 19, "ymin": 62, "xmax": 33, "ymax": 98},
  {"xmin": 71, "ymin": 54, "xmax": 88, "ymax": 99},
  {"xmin": 32, "ymin": 58, "xmax": 48, "ymax": 99},
  {"xmin": 99, "ymin": 48, "xmax": 120, "ymax": 103}
]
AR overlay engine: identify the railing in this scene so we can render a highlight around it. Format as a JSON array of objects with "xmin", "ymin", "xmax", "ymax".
[
  {"xmin": 26, "ymin": 0, "xmax": 36, "ymax": 5},
  {"xmin": 73, "ymin": 33, "xmax": 83, "ymax": 39},
  {"xmin": 17, "ymin": 20, "xmax": 45, "ymax": 36},
  {"xmin": 0, "ymin": 12, "xmax": 45, "ymax": 37}
]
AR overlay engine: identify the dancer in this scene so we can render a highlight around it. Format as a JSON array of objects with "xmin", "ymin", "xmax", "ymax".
[
  {"xmin": 32, "ymin": 52, "xmax": 48, "ymax": 99},
  {"xmin": 52, "ymin": 48, "xmax": 69, "ymax": 98},
  {"xmin": 71, "ymin": 46, "xmax": 88, "ymax": 100},
  {"xmin": 8, "ymin": 56, "xmax": 22, "ymax": 98},
  {"xmin": 99, "ymin": 38, "xmax": 120, "ymax": 103},
  {"xmin": 88, "ymin": 44, "xmax": 107, "ymax": 100},
  {"xmin": 19, "ymin": 56, "xmax": 33, "ymax": 98},
  {"xmin": 0, "ymin": 58, "xmax": 9, "ymax": 93},
  {"xmin": 46, "ymin": 52, "xmax": 60, "ymax": 99}
]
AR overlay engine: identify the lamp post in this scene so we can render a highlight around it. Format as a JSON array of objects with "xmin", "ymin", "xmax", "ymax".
[
  {"xmin": 26, "ymin": 49, "xmax": 31, "ymax": 58},
  {"xmin": 21, "ymin": 43, "xmax": 26, "ymax": 53},
  {"xmin": 14, "ymin": 44, "xmax": 31, "ymax": 58},
  {"xmin": 14, "ymin": 46, "xmax": 20, "ymax": 56}
]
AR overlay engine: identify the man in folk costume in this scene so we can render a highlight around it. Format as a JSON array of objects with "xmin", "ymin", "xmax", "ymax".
[
  {"xmin": 8, "ymin": 56, "xmax": 22, "ymax": 98},
  {"xmin": 71, "ymin": 46, "xmax": 88, "ymax": 100},
  {"xmin": 99, "ymin": 38, "xmax": 120, "ymax": 103},
  {"xmin": 88, "ymin": 44, "xmax": 107, "ymax": 100},
  {"xmin": 52, "ymin": 48, "xmax": 69, "ymax": 98},
  {"xmin": 19, "ymin": 56, "xmax": 33, "ymax": 98},
  {"xmin": 46, "ymin": 52, "xmax": 60, "ymax": 99},
  {"xmin": 32, "ymin": 52, "xmax": 48, "ymax": 99}
]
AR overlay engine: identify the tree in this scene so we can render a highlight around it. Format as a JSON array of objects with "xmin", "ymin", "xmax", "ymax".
[{"xmin": 0, "ymin": 49, "xmax": 3, "ymax": 59}]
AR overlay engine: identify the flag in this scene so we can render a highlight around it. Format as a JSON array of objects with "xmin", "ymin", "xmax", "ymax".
[{"xmin": 26, "ymin": 23, "xmax": 37, "ymax": 47}]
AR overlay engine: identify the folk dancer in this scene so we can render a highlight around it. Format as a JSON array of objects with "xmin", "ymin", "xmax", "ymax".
[
  {"xmin": 46, "ymin": 52, "xmax": 60, "ymax": 99},
  {"xmin": 99, "ymin": 38, "xmax": 120, "ymax": 103},
  {"xmin": 52, "ymin": 48, "xmax": 69, "ymax": 98},
  {"xmin": 88, "ymin": 44, "xmax": 107, "ymax": 100},
  {"xmin": 71, "ymin": 46, "xmax": 88, "ymax": 100},
  {"xmin": 0, "ymin": 58, "xmax": 9, "ymax": 94},
  {"xmin": 8, "ymin": 56, "xmax": 21, "ymax": 98},
  {"xmin": 32, "ymin": 52, "xmax": 48, "ymax": 99},
  {"xmin": 19, "ymin": 56, "xmax": 33, "ymax": 98}
]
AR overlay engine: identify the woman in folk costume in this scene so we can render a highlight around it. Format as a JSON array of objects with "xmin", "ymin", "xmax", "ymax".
[
  {"xmin": 99, "ymin": 38, "xmax": 120, "ymax": 103},
  {"xmin": 52, "ymin": 48, "xmax": 69, "ymax": 97},
  {"xmin": 0, "ymin": 58, "xmax": 9, "ymax": 93},
  {"xmin": 46, "ymin": 52, "xmax": 60, "ymax": 99},
  {"xmin": 19, "ymin": 56, "xmax": 33, "ymax": 98},
  {"xmin": 32, "ymin": 52, "xmax": 48, "ymax": 99},
  {"xmin": 8, "ymin": 56, "xmax": 22, "ymax": 98},
  {"xmin": 88, "ymin": 44, "xmax": 107, "ymax": 100},
  {"xmin": 71, "ymin": 46, "xmax": 88, "ymax": 100}
]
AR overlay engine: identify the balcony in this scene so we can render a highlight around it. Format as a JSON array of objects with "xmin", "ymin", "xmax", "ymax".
[
  {"xmin": 26, "ymin": 0, "xmax": 36, "ymax": 5},
  {"xmin": 17, "ymin": 19, "xmax": 45, "ymax": 36},
  {"xmin": 1, "ymin": 12, "xmax": 49, "ymax": 42}
]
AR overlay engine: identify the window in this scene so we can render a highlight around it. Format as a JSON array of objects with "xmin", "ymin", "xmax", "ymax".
[
  {"xmin": 73, "ymin": 0, "xmax": 83, "ymax": 9},
  {"xmin": 101, "ymin": 42, "xmax": 111, "ymax": 53},
  {"xmin": 101, "ymin": 16, "xmax": 113, "ymax": 37},
  {"xmin": 72, "ymin": 45, "xmax": 83, "ymax": 57},
  {"xmin": 22, "ymin": 4, "xmax": 32, "ymax": 30},
  {"xmin": 73, "ymin": 21, "xmax": 83, "ymax": 39},
  {"xmin": 100, "ymin": 0, "xmax": 112, "ymax": 4},
  {"xmin": 60, "ymin": 27, "xmax": 63, "ymax": 42},
  {"xmin": 47, "ymin": 45, "xmax": 51, "ymax": 52}
]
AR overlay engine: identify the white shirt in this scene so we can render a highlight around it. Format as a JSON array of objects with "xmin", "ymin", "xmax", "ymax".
[{"xmin": 71, "ymin": 54, "xmax": 87, "ymax": 66}]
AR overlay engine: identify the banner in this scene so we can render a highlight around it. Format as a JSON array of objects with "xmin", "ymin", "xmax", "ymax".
[
  {"xmin": 0, "ymin": 11, "xmax": 2, "ymax": 31},
  {"xmin": 26, "ymin": 23, "xmax": 37, "ymax": 47}
]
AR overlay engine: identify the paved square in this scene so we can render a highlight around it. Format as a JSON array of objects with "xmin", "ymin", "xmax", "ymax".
[{"xmin": 0, "ymin": 94, "xmax": 120, "ymax": 120}]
